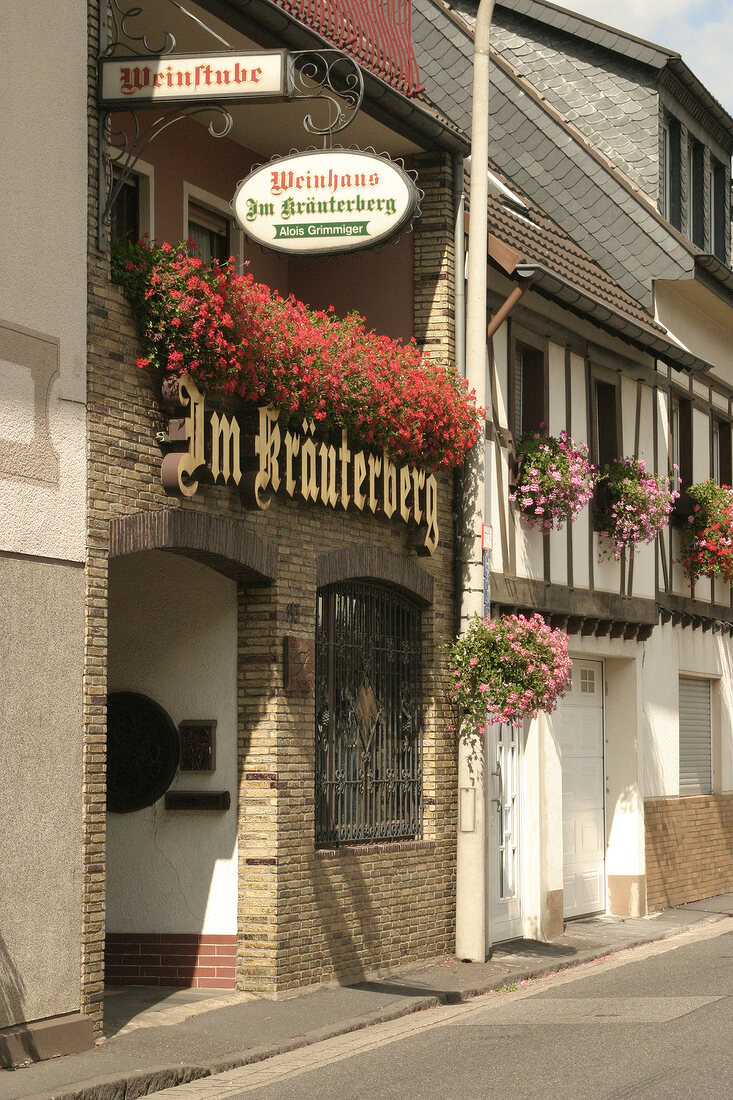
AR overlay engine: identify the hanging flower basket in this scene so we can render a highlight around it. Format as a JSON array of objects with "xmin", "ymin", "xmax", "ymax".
[
  {"xmin": 509, "ymin": 429, "xmax": 595, "ymax": 531},
  {"xmin": 448, "ymin": 612, "xmax": 571, "ymax": 731},
  {"xmin": 680, "ymin": 480, "xmax": 733, "ymax": 585},
  {"xmin": 595, "ymin": 457, "xmax": 678, "ymax": 561},
  {"xmin": 111, "ymin": 239, "xmax": 482, "ymax": 470}
]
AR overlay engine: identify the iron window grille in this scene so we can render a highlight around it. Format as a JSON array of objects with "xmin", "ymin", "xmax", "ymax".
[{"xmin": 315, "ymin": 580, "xmax": 423, "ymax": 845}]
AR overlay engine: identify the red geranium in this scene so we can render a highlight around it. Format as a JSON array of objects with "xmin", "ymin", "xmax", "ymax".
[{"xmin": 112, "ymin": 240, "xmax": 482, "ymax": 469}]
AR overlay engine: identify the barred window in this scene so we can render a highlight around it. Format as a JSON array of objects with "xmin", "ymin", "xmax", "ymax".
[{"xmin": 315, "ymin": 580, "xmax": 423, "ymax": 845}]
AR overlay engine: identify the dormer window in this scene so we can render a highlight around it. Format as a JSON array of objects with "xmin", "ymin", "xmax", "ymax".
[
  {"xmin": 661, "ymin": 115, "xmax": 681, "ymax": 230},
  {"xmin": 688, "ymin": 140, "xmax": 705, "ymax": 248},
  {"xmin": 710, "ymin": 159, "xmax": 728, "ymax": 261}
]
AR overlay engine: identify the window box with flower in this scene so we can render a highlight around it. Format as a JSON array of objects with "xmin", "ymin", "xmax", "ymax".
[
  {"xmin": 594, "ymin": 457, "xmax": 678, "ymax": 561},
  {"xmin": 112, "ymin": 239, "xmax": 482, "ymax": 471},
  {"xmin": 509, "ymin": 428, "xmax": 595, "ymax": 532},
  {"xmin": 680, "ymin": 480, "xmax": 733, "ymax": 586}
]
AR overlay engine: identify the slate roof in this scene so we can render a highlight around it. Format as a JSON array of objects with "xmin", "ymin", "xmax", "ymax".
[
  {"xmin": 411, "ymin": 0, "xmax": 700, "ymax": 308},
  {"xmin": 450, "ymin": 0, "xmax": 733, "ymax": 147},
  {"xmin": 483, "ymin": 171, "xmax": 710, "ymax": 372}
]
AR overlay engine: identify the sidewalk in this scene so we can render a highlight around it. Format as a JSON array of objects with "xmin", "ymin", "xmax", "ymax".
[{"xmin": 4, "ymin": 895, "xmax": 733, "ymax": 1100}]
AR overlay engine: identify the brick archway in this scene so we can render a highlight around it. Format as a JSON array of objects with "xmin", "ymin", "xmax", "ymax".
[
  {"xmin": 109, "ymin": 508, "xmax": 278, "ymax": 584},
  {"xmin": 316, "ymin": 543, "xmax": 433, "ymax": 605}
]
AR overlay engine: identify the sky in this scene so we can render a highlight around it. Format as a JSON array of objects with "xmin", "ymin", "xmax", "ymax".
[{"xmin": 563, "ymin": 1, "xmax": 733, "ymax": 115}]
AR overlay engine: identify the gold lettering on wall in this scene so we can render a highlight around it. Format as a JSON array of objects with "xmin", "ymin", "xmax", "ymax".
[{"xmin": 161, "ymin": 374, "xmax": 440, "ymax": 553}]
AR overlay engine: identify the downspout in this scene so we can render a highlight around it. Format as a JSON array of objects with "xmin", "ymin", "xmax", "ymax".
[
  {"xmin": 456, "ymin": 0, "xmax": 495, "ymax": 964},
  {"xmin": 485, "ymin": 272, "xmax": 537, "ymax": 340},
  {"xmin": 453, "ymin": 152, "xmax": 467, "ymax": 659},
  {"xmin": 454, "ymin": 153, "xmax": 466, "ymax": 377}
]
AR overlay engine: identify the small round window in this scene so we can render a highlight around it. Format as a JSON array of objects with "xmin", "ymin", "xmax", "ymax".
[{"xmin": 106, "ymin": 692, "xmax": 179, "ymax": 813}]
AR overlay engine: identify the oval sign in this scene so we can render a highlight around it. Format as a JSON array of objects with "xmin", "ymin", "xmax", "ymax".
[{"xmin": 232, "ymin": 148, "xmax": 420, "ymax": 255}]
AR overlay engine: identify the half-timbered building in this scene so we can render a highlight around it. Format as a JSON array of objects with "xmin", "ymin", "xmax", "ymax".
[{"xmin": 413, "ymin": 0, "xmax": 733, "ymax": 947}]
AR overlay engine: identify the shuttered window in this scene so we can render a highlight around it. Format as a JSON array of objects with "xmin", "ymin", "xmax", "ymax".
[{"xmin": 679, "ymin": 677, "xmax": 712, "ymax": 795}]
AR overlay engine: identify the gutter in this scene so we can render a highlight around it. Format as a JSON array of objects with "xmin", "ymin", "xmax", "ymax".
[
  {"xmin": 695, "ymin": 254, "xmax": 733, "ymax": 297},
  {"xmin": 512, "ymin": 263, "xmax": 713, "ymax": 374}
]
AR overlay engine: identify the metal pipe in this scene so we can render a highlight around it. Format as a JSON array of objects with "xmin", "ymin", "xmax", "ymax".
[
  {"xmin": 453, "ymin": 153, "xmax": 466, "ymax": 377},
  {"xmin": 456, "ymin": 0, "xmax": 495, "ymax": 965},
  {"xmin": 485, "ymin": 278, "xmax": 534, "ymax": 341}
]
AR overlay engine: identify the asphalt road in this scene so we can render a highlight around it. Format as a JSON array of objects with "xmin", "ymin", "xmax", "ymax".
[{"xmin": 151, "ymin": 919, "xmax": 733, "ymax": 1100}]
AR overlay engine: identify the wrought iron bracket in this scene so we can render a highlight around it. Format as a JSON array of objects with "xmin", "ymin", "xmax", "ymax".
[
  {"xmin": 99, "ymin": 103, "xmax": 233, "ymax": 246},
  {"xmin": 289, "ymin": 50, "xmax": 364, "ymax": 140},
  {"xmin": 97, "ymin": 3, "xmax": 365, "ymax": 246},
  {"xmin": 98, "ymin": 0, "xmax": 235, "ymax": 248}
]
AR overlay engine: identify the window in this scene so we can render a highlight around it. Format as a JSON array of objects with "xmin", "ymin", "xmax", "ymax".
[
  {"xmin": 110, "ymin": 172, "xmax": 140, "ymax": 245},
  {"xmin": 661, "ymin": 119, "xmax": 671, "ymax": 220},
  {"xmin": 671, "ymin": 393, "xmax": 692, "ymax": 493},
  {"xmin": 315, "ymin": 580, "xmax": 423, "ymax": 845},
  {"xmin": 688, "ymin": 141, "xmax": 705, "ymax": 247},
  {"xmin": 661, "ymin": 116, "xmax": 681, "ymax": 229},
  {"xmin": 188, "ymin": 201, "xmax": 230, "ymax": 263},
  {"xmin": 711, "ymin": 159, "xmax": 727, "ymax": 261},
  {"xmin": 712, "ymin": 417, "xmax": 732, "ymax": 486},
  {"xmin": 679, "ymin": 676, "xmax": 712, "ymax": 795},
  {"xmin": 592, "ymin": 378, "xmax": 619, "ymax": 467},
  {"xmin": 511, "ymin": 338, "xmax": 546, "ymax": 440}
]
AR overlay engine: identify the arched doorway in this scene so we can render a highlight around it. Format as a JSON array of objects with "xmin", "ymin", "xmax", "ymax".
[{"xmin": 104, "ymin": 510, "xmax": 276, "ymax": 999}]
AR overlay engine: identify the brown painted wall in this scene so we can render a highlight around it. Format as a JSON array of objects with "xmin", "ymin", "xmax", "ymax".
[
  {"xmin": 129, "ymin": 114, "xmax": 414, "ymax": 339},
  {"xmin": 645, "ymin": 795, "xmax": 733, "ymax": 910}
]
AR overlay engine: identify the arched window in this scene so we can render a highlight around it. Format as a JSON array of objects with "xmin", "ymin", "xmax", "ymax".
[{"xmin": 315, "ymin": 580, "xmax": 423, "ymax": 845}]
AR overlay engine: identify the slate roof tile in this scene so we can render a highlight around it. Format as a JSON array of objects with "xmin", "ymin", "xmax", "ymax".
[{"xmin": 412, "ymin": 0, "xmax": 697, "ymax": 307}]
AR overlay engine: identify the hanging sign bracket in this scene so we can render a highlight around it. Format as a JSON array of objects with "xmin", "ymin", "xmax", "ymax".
[{"xmin": 97, "ymin": 1, "xmax": 364, "ymax": 246}]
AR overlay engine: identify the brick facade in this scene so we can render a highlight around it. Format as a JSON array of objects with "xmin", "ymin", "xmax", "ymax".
[
  {"xmin": 645, "ymin": 795, "xmax": 733, "ymax": 911},
  {"xmin": 105, "ymin": 934, "xmax": 237, "ymax": 988},
  {"xmin": 83, "ymin": 13, "xmax": 460, "ymax": 1027}
]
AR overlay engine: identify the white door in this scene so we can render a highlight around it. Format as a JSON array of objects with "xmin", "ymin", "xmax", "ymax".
[
  {"xmin": 488, "ymin": 722, "xmax": 522, "ymax": 944},
  {"xmin": 561, "ymin": 660, "xmax": 606, "ymax": 919}
]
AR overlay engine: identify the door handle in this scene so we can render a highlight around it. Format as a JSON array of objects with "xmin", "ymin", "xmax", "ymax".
[{"xmin": 492, "ymin": 765, "xmax": 503, "ymax": 810}]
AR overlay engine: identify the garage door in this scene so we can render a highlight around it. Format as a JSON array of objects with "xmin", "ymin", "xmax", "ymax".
[{"xmin": 560, "ymin": 659, "xmax": 605, "ymax": 919}]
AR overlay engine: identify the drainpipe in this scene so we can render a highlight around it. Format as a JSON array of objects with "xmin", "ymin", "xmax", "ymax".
[
  {"xmin": 453, "ymin": 153, "xmax": 467, "ymax": 647},
  {"xmin": 453, "ymin": 153, "xmax": 466, "ymax": 377},
  {"xmin": 456, "ymin": 0, "xmax": 495, "ymax": 964},
  {"xmin": 486, "ymin": 275, "xmax": 535, "ymax": 340}
]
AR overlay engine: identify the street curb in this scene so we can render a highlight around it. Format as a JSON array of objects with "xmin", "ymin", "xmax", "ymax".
[{"xmin": 22, "ymin": 915, "xmax": 727, "ymax": 1100}]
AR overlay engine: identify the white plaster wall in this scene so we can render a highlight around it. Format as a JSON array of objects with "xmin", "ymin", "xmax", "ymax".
[
  {"xmin": 655, "ymin": 283, "xmax": 733, "ymax": 384},
  {"xmin": 569, "ymin": 354, "xmax": 590, "ymax": 589},
  {"xmin": 0, "ymin": 5, "xmax": 87, "ymax": 562},
  {"xmin": 604, "ymin": 658, "xmax": 644, "ymax": 881},
  {"xmin": 107, "ymin": 551, "xmax": 238, "ymax": 934},
  {"xmin": 639, "ymin": 622, "xmax": 733, "ymax": 798},
  {"xmin": 692, "ymin": 408, "xmax": 710, "ymax": 482}
]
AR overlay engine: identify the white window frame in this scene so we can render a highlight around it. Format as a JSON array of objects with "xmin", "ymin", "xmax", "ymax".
[
  {"xmin": 661, "ymin": 119, "xmax": 671, "ymax": 219},
  {"xmin": 183, "ymin": 182, "xmax": 244, "ymax": 271},
  {"xmin": 107, "ymin": 154, "xmax": 155, "ymax": 243}
]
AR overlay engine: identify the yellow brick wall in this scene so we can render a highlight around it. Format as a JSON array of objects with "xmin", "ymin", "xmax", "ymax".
[
  {"xmin": 645, "ymin": 795, "xmax": 733, "ymax": 910},
  {"xmin": 82, "ymin": 126, "xmax": 459, "ymax": 1025}
]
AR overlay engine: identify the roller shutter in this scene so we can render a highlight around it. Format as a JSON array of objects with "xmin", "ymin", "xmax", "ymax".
[{"xmin": 679, "ymin": 677, "xmax": 712, "ymax": 795}]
